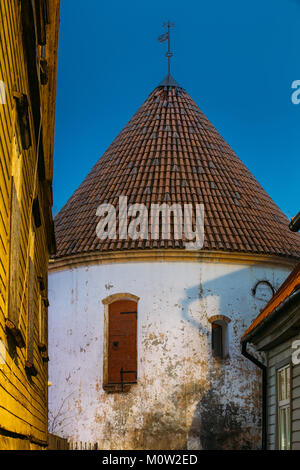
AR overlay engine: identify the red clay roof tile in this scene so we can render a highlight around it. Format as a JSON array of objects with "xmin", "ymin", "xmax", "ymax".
[{"xmin": 54, "ymin": 78, "xmax": 300, "ymax": 260}]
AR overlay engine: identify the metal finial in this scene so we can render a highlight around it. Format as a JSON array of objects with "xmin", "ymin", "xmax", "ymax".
[{"xmin": 158, "ymin": 21, "xmax": 175, "ymax": 76}]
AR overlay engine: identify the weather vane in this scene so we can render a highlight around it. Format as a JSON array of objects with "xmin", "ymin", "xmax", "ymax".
[{"xmin": 158, "ymin": 21, "xmax": 175, "ymax": 76}]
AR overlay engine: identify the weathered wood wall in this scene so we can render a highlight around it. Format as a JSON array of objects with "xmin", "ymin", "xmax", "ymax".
[
  {"xmin": 267, "ymin": 333, "xmax": 300, "ymax": 450},
  {"xmin": 48, "ymin": 433, "xmax": 69, "ymax": 450},
  {"xmin": 0, "ymin": 0, "xmax": 60, "ymax": 450}
]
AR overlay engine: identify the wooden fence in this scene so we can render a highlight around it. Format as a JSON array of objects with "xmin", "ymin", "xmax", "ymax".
[
  {"xmin": 48, "ymin": 433, "xmax": 69, "ymax": 450},
  {"xmin": 68, "ymin": 441, "xmax": 99, "ymax": 450},
  {"xmin": 48, "ymin": 434, "xmax": 100, "ymax": 450}
]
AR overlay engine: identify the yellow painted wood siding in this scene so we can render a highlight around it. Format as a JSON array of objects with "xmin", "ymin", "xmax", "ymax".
[{"xmin": 0, "ymin": 0, "xmax": 59, "ymax": 449}]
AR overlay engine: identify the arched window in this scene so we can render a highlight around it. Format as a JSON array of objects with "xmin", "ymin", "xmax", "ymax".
[
  {"xmin": 102, "ymin": 294, "xmax": 139, "ymax": 392},
  {"xmin": 208, "ymin": 315, "xmax": 231, "ymax": 359}
]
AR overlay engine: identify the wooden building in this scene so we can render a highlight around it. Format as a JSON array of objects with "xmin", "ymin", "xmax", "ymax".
[
  {"xmin": 242, "ymin": 262, "xmax": 300, "ymax": 450},
  {"xmin": 0, "ymin": 0, "xmax": 60, "ymax": 450}
]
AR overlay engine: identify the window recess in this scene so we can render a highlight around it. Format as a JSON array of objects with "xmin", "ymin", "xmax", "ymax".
[
  {"xmin": 13, "ymin": 93, "xmax": 32, "ymax": 150},
  {"xmin": 35, "ymin": 0, "xmax": 47, "ymax": 45},
  {"xmin": 6, "ymin": 179, "xmax": 24, "ymax": 347},
  {"xmin": 32, "ymin": 196, "xmax": 42, "ymax": 228},
  {"xmin": 38, "ymin": 292, "xmax": 49, "ymax": 362},
  {"xmin": 25, "ymin": 230, "xmax": 38, "ymax": 377},
  {"xmin": 40, "ymin": 58, "xmax": 48, "ymax": 85},
  {"xmin": 212, "ymin": 323, "xmax": 223, "ymax": 358},
  {"xmin": 6, "ymin": 127, "xmax": 25, "ymax": 348},
  {"xmin": 102, "ymin": 297, "xmax": 138, "ymax": 392},
  {"xmin": 209, "ymin": 315, "xmax": 231, "ymax": 360}
]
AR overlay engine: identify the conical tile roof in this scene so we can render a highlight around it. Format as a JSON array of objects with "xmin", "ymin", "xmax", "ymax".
[{"xmin": 54, "ymin": 76, "xmax": 300, "ymax": 259}]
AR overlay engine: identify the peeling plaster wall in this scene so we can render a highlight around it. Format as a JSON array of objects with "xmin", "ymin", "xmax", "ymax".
[{"xmin": 48, "ymin": 261, "xmax": 291, "ymax": 450}]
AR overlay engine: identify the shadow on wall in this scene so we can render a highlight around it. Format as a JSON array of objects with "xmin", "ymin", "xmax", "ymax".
[
  {"xmin": 180, "ymin": 266, "xmax": 277, "ymax": 332},
  {"xmin": 188, "ymin": 387, "xmax": 261, "ymax": 450},
  {"xmin": 180, "ymin": 266, "xmax": 275, "ymax": 450}
]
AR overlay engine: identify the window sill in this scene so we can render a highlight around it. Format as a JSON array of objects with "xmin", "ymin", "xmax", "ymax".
[
  {"xmin": 103, "ymin": 383, "xmax": 134, "ymax": 393},
  {"xmin": 212, "ymin": 354, "xmax": 230, "ymax": 362}
]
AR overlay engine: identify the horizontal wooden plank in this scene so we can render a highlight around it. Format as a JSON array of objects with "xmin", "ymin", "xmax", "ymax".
[
  {"xmin": 267, "ymin": 373, "xmax": 275, "ymax": 386},
  {"xmin": 293, "ymin": 398, "xmax": 300, "ymax": 410},
  {"xmin": 269, "ymin": 351, "xmax": 291, "ymax": 368},
  {"xmin": 0, "ymin": 405, "xmax": 30, "ymax": 437},
  {"xmin": 293, "ymin": 385, "xmax": 300, "ymax": 400},
  {"xmin": 292, "ymin": 407, "xmax": 300, "ymax": 422},
  {"xmin": 293, "ymin": 364, "xmax": 300, "ymax": 379},
  {"xmin": 268, "ymin": 423, "xmax": 276, "ymax": 435},
  {"xmin": 267, "ymin": 394, "xmax": 276, "ymax": 406},
  {"xmin": 268, "ymin": 414, "xmax": 276, "ymax": 426},
  {"xmin": 0, "ymin": 362, "xmax": 47, "ymax": 418},
  {"xmin": 292, "ymin": 420, "xmax": 300, "ymax": 432},
  {"xmin": 292, "ymin": 375, "xmax": 300, "ymax": 390},
  {"xmin": 292, "ymin": 431, "xmax": 300, "ymax": 443},
  {"xmin": 268, "ymin": 340, "xmax": 292, "ymax": 359}
]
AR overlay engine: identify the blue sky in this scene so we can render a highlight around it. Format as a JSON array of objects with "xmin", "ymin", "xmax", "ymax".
[{"xmin": 53, "ymin": 0, "xmax": 300, "ymax": 218}]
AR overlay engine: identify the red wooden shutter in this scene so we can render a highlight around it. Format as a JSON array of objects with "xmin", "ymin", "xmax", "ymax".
[{"xmin": 108, "ymin": 300, "xmax": 137, "ymax": 385}]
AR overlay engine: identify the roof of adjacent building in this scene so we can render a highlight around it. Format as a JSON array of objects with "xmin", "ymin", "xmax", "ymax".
[
  {"xmin": 242, "ymin": 262, "xmax": 300, "ymax": 340},
  {"xmin": 289, "ymin": 211, "xmax": 300, "ymax": 232},
  {"xmin": 53, "ymin": 75, "xmax": 300, "ymax": 259}
]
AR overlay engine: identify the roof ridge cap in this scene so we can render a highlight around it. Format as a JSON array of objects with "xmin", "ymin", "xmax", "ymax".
[{"xmin": 158, "ymin": 74, "xmax": 183, "ymax": 88}]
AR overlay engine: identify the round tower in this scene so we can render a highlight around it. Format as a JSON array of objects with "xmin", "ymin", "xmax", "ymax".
[{"xmin": 48, "ymin": 75, "xmax": 300, "ymax": 450}]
